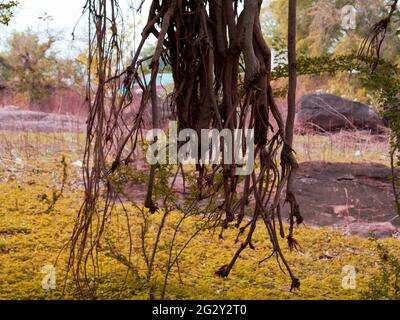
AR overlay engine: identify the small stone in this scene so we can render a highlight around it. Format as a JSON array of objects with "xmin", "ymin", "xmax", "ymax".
[{"xmin": 71, "ymin": 160, "xmax": 83, "ymax": 168}]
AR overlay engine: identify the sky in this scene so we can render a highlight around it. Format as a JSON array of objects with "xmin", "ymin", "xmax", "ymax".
[
  {"xmin": 0, "ymin": 0, "xmax": 277, "ymax": 61},
  {"xmin": 2, "ymin": 0, "xmax": 87, "ymax": 35},
  {"xmin": 0, "ymin": 0, "xmax": 149, "ymax": 57}
]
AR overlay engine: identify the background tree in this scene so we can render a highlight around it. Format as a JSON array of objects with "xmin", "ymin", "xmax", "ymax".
[
  {"xmin": 263, "ymin": 0, "xmax": 400, "ymax": 105},
  {"xmin": 0, "ymin": 30, "xmax": 84, "ymax": 104},
  {"xmin": 266, "ymin": 0, "xmax": 400, "ymax": 62}
]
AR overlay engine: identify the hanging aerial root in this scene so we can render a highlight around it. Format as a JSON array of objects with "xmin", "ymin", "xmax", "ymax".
[
  {"xmin": 358, "ymin": 0, "xmax": 398, "ymax": 69},
  {"xmin": 65, "ymin": 0, "xmax": 303, "ymax": 297}
]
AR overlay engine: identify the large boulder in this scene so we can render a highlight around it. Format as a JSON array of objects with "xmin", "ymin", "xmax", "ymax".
[
  {"xmin": 282, "ymin": 162, "xmax": 399, "ymax": 238},
  {"xmin": 296, "ymin": 93, "xmax": 386, "ymax": 133}
]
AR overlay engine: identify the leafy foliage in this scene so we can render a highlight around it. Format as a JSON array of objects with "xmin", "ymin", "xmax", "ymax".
[
  {"xmin": 272, "ymin": 53, "xmax": 400, "ymax": 106},
  {"xmin": 0, "ymin": 0, "xmax": 18, "ymax": 25},
  {"xmin": 363, "ymin": 238, "xmax": 400, "ymax": 300}
]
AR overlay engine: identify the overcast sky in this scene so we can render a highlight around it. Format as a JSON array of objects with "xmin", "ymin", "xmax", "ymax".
[
  {"xmin": 0, "ymin": 1, "xmax": 274, "ymax": 59},
  {"xmin": 0, "ymin": 0, "xmax": 149, "ymax": 57},
  {"xmin": 3, "ymin": 0, "xmax": 87, "ymax": 34}
]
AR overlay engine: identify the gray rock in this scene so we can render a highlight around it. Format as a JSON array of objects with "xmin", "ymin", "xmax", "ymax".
[
  {"xmin": 296, "ymin": 93, "xmax": 386, "ymax": 133},
  {"xmin": 0, "ymin": 107, "xmax": 85, "ymax": 132},
  {"xmin": 344, "ymin": 222, "xmax": 397, "ymax": 238},
  {"xmin": 282, "ymin": 161, "xmax": 400, "ymax": 238}
]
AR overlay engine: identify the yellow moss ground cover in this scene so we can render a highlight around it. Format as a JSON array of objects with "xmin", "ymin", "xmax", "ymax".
[{"xmin": 0, "ymin": 131, "xmax": 397, "ymax": 300}]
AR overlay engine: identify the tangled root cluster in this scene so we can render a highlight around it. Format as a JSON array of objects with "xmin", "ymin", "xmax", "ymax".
[{"xmin": 65, "ymin": 0, "xmax": 303, "ymax": 297}]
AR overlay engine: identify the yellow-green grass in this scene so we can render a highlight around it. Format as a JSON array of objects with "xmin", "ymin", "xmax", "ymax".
[
  {"xmin": 0, "ymin": 129, "xmax": 390, "ymax": 165},
  {"xmin": 295, "ymin": 131, "xmax": 389, "ymax": 165},
  {"xmin": 0, "ymin": 130, "xmax": 396, "ymax": 300},
  {"xmin": 0, "ymin": 153, "xmax": 398, "ymax": 300}
]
